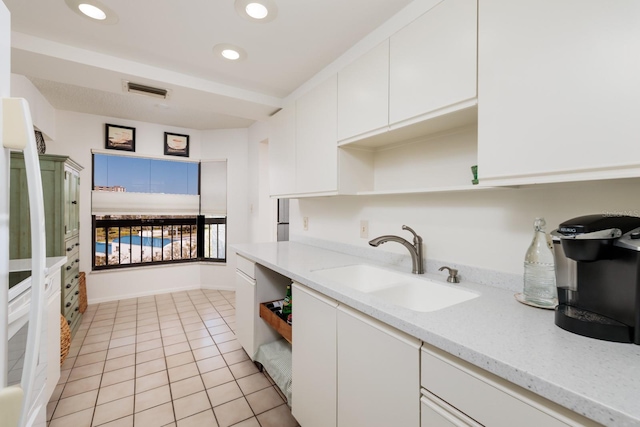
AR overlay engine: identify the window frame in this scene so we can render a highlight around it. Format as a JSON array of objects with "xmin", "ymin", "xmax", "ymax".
[{"xmin": 91, "ymin": 152, "xmax": 227, "ymax": 271}]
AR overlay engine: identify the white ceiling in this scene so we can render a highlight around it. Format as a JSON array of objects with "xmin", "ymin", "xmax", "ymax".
[{"xmin": 5, "ymin": 0, "xmax": 413, "ymax": 129}]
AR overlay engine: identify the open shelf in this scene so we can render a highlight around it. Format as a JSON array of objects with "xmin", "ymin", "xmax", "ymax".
[
  {"xmin": 339, "ymin": 124, "xmax": 481, "ymax": 196},
  {"xmin": 338, "ymin": 102, "xmax": 477, "ymax": 149},
  {"xmin": 259, "ymin": 300, "xmax": 292, "ymax": 344}
]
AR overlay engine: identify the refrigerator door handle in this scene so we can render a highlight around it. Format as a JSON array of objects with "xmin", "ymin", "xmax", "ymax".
[{"xmin": 2, "ymin": 98, "xmax": 47, "ymax": 427}]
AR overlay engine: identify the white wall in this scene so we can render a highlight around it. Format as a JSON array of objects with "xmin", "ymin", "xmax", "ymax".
[
  {"xmin": 290, "ymin": 178, "xmax": 640, "ymax": 277},
  {"xmin": 247, "ymin": 120, "xmax": 276, "ymax": 243},
  {"xmin": 41, "ymin": 110, "xmax": 256, "ymax": 301},
  {"xmin": 200, "ymin": 128, "xmax": 252, "ymax": 290},
  {"xmin": 11, "ymin": 74, "xmax": 57, "ymax": 140}
]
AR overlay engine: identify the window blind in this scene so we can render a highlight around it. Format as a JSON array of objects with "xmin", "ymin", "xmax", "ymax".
[
  {"xmin": 91, "ymin": 191, "xmax": 200, "ymax": 216},
  {"xmin": 199, "ymin": 160, "xmax": 227, "ymax": 216},
  {"xmin": 91, "ymin": 154, "xmax": 226, "ymax": 216}
]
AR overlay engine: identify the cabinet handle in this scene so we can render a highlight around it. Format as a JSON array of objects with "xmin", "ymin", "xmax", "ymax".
[
  {"xmin": 66, "ymin": 247, "xmax": 73, "ymax": 252},
  {"xmin": 72, "ymin": 201, "xmax": 77, "ymax": 204},
  {"xmin": 66, "ymin": 265, "xmax": 72, "ymax": 270},
  {"xmin": 75, "ymin": 259, "xmax": 80, "ymax": 263},
  {"xmin": 67, "ymin": 320, "xmax": 71, "ymax": 325},
  {"xmin": 65, "ymin": 302, "xmax": 71, "ymax": 308},
  {"xmin": 75, "ymin": 290, "xmax": 79, "ymax": 295},
  {"xmin": 76, "ymin": 243, "xmax": 80, "ymax": 246},
  {"xmin": 75, "ymin": 274, "xmax": 80, "ymax": 279},
  {"xmin": 75, "ymin": 307, "xmax": 79, "ymax": 312},
  {"xmin": 65, "ymin": 284, "xmax": 71, "ymax": 289}
]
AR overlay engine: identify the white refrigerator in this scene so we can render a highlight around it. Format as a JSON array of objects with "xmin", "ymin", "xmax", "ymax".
[{"xmin": 0, "ymin": 2, "xmax": 51, "ymax": 426}]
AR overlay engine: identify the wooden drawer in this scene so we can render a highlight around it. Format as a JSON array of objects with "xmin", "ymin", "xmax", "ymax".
[
  {"xmin": 421, "ymin": 344, "xmax": 600, "ymax": 427},
  {"xmin": 63, "ymin": 257, "xmax": 79, "ymax": 280},
  {"xmin": 65, "ymin": 301, "xmax": 81, "ymax": 328},
  {"xmin": 64, "ymin": 235, "xmax": 80, "ymax": 258},
  {"xmin": 62, "ymin": 265, "xmax": 80, "ymax": 296},
  {"xmin": 259, "ymin": 301, "xmax": 292, "ymax": 343},
  {"xmin": 63, "ymin": 282, "xmax": 80, "ymax": 315}
]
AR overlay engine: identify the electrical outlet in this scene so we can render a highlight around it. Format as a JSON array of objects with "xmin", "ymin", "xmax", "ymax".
[
  {"xmin": 303, "ymin": 216, "xmax": 309, "ymax": 231},
  {"xmin": 360, "ymin": 220, "xmax": 369, "ymax": 238}
]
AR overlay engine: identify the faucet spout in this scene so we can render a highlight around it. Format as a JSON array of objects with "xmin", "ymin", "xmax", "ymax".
[{"xmin": 368, "ymin": 225, "xmax": 424, "ymax": 274}]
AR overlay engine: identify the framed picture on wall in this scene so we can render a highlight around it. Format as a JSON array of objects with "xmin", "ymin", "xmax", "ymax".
[
  {"xmin": 105, "ymin": 123, "xmax": 136, "ymax": 152},
  {"xmin": 164, "ymin": 132, "xmax": 190, "ymax": 157}
]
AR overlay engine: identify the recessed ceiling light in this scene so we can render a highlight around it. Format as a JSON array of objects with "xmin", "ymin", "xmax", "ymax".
[
  {"xmin": 65, "ymin": 0, "xmax": 119, "ymax": 24},
  {"xmin": 221, "ymin": 49, "xmax": 241, "ymax": 60},
  {"xmin": 245, "ymin": 3, "xmax": 268, "ymax": 19},
  {"xmin": 213, "ymin": 44, "xmax": 247, "ymax": 61},
  {"xmin": 78, "ymin": 3, "xmax": 106, "ymax": 20},
  {"xmin": 234, "ymin": 0, "xmax": 278, "ymax": 23}
]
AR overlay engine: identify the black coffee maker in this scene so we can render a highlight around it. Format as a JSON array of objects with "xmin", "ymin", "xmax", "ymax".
[{"xmin": 551, "ymin": 214, "xmax": 640, "ymax": 344}]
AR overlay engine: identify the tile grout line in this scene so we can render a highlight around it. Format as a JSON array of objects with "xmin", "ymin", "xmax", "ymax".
[{"xmin": 50, "ymin": 290, "xmax": 292, "ymax": 427}]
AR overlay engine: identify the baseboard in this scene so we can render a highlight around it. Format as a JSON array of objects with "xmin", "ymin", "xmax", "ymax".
[{"xmin": 87, "ymin": 284, "xmax": 203, "ymax": 305}]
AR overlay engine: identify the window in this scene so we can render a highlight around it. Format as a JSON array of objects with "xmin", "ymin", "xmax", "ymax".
[{"xmin": 92, "ymin": 153, "xmax": 227, "ymax": 270}]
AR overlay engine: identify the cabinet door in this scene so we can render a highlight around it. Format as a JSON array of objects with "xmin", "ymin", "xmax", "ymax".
[
  {"xmin": 337, "ymin": 305, "xmax": 420, "ymax": 427},
  {"xmin": 65, "ymin": 168, "xmax": 80, "ymax": 237},
  {"xmin": 337, "ymin": 40, "xmax": 389, "ymax": 142},
  {"xmin": 295, "ymin": 75, "xmax": 338, "ymax": 194},
  {"xmin": 268, "ymin": 106, "xmax": 297, "ymax": 196},
  {"xmin": 10, "ymin": 154, "xmax": 65, "ymax": 258},
  {"xmin": 389, "ymin": 0, "xmax": 477, "ymax": 125},
  {"xmin": 236, "ymin": 270, "xmax": 257, "ymax": 358},
  {"xmin": 478, "ymin": 0, "xmax": 640, "ymax": 185},
  {"xmin": 292, "ymin": 283, "xmax": 338, "ymax": 427},
  {"xmin": 64, "ymin": 170, "xmax": 71, "ymax": 237},
  {"xmin": 71, "ymin": 172, "xmax": 80, "ymax": 234}
]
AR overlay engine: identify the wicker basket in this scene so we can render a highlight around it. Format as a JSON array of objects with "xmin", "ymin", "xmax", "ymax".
[
  {"xmin": 60, "ymin": 314, "xmax": 71, "ymax": 366},
  {"xmin": 78, "ymin": 271, "xmax": 87, "ymax": 314}
]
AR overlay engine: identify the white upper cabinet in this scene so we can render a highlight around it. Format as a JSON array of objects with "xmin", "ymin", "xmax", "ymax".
[
  {"xmin": 478, "ymin": 0, "xmax": 640, "ymax": 185},
  {"xmin": 389, "ymin": 0, "xmax": 477, "ymax": 127},
  {"xmin": 268, "ymin": 106, "xmax": 296, "ymax": 196},
  {"xmin": 296, "ymin": 75, "xmax": 339, "ymax": 194},
  {"xmin": 337, "ymin": 40, "xmax": 390, "ymax": 143}
]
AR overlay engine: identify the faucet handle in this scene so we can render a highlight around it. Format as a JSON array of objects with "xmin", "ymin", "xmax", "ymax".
[
  {"xmin": 402, "ymin": 225, "xmax": 422, "ymax": 244},
  {"xmin": 438, "ymin": 266, "xmax": 460, "ymax": 283}
]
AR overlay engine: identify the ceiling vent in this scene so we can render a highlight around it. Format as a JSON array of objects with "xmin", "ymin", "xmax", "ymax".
[{"xmin": 122, "ymin": 81, "xmax": 170, "ymax": 99}]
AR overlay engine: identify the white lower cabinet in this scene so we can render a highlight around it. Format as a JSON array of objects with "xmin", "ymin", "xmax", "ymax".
[
  {"xmin": 421, "ymin": 390, "xmax": 482, "ymax": 427},
  {"xmin": 421, "ymin": 343, "xmax": 600, "ymax": 427},
  {"xmin": 45, "ymin": 271, "xmax": 61, "ymax": 401},
  {"xmin": 291, "ymin": 283, "xmax": 338, "ymax": 427},
  {"xmin": 337, "ymin": 305, "xmax": 420, "ymax": 427},
  {"xmin": 235, "ymin": 268, "xmax": 257, "ymax": 358}
]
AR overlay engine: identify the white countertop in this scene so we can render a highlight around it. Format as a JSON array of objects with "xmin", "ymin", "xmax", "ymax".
[{"xmin": 232, "ymin": 241, "xmax": 640, "ymax": 427}]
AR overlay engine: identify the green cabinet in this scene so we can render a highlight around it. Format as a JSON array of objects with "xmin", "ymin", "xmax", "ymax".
[{"xmin": 10, "ymin": 153, "xmax": 84, "ymax": 334}]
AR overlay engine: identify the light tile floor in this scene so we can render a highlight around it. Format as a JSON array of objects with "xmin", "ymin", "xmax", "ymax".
[{"xmin": 47, "ymin": 289, "xmax": 300, "ymax": 427}]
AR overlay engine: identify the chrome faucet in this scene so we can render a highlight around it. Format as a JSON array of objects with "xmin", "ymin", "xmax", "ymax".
[{"xmin": 369, "ymin": 225, "xmax": 424, "ymax": 274}]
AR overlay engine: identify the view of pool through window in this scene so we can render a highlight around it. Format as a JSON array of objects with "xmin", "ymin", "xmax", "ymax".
[{"xmin": 92, "ymin": 154, "xmax": 226, "ymax": 269}]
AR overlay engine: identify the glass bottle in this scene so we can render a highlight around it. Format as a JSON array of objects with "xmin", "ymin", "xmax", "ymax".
[
  {"xmin": 282, "ymin": 283, "xmax": 292, "ymax": 324},
  {"xmin": 523, "ymin": 218, "xmax": 558, "ymax": 307}
]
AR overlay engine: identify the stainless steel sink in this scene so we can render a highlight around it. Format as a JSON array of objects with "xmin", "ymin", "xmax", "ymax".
[{"xmin": 312, "ymin": 264, "xmax": 478, "ymax": 312}]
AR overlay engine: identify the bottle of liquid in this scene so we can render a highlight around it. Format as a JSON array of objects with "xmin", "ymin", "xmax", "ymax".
[
  {"xmin": 523, "ymin": 218, "xmax": 558, "ymax": 307},
  {"xmin": 282, "ymin": 283, "xmax": 292, "ymax": 324}
]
